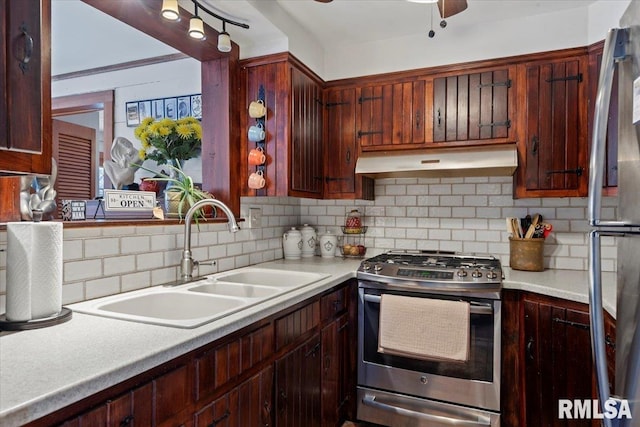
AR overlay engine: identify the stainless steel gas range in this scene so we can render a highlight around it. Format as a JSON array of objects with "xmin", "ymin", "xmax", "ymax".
[{"xmin": 356, "ymin": 250, "xmax": 502, "ymax": 427}]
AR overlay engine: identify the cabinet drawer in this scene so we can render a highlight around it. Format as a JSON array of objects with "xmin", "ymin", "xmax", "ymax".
[
  {"xmin": 275, "ymin": 301, "xmax": 320, "ymax": 351},
  {"xmin": 196, "ymin": 323, "xmax": 273, "ymax": 401},
  {"xmin": 321, "ymin": 286, "xmax": 349, "ymax": 323}
]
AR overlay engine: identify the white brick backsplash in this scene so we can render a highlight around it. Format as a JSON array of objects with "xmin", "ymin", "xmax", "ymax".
[
  {"xmin": 121, "ymin": 235, "xmax": 151, "ymax": 253},
  {"xmin": 85, "ymin": 276, "xmax": 120, "ymax": 300},
  {"xmin": 121, "ymin": 271, "xmax": 152, "ymax": 292},
  {"xmin": 104, "ymin": 255, "xmax": 137, "ymax": 276},
  {"xmin": 0, "ymin": 180, "xmax": 619, "ymax": 308},
  {"xmin": 65, "ymin": 259, "xmax": 103, "ymax": 282},
  {"xmin": 85, "ymin": 238, "xmax": 120, "ymax": 258}
]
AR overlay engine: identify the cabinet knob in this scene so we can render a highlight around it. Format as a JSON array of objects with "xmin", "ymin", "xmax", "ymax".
[{"xmin": 119, "ymin": 415, "xmax": 134, "ymax": 427}]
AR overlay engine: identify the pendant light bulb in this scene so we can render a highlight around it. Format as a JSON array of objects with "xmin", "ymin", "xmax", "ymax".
[
  {"xmin": 161, "ymin": 0, "xmax": 180, "ymax": 21},
  {"xmin": 217, "ymin": 22, "xmax": 231, "ymax": 52},
  {"xmin": 189, "ymin": 16, "xmax": 206, "ymax": 40}
]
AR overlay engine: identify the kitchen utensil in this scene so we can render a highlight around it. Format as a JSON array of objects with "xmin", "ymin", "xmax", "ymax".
[{"xmin": 524, "ymin": 214, "xmax": 541, "ymax": 239}]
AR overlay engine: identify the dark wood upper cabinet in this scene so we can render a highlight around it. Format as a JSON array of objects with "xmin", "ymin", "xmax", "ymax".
[
  {"xmin": 0, "ymin": 0, "xmax": 52, "ymax": 175},
  {"xmin": 514, "ymin": 52, "xmax": 589, "ymax": 198},
  {"xmin": 324, "ymin": 88, "xmax": 374, "ymax": 200},
  {"xmin": 588, "ymin": 41, "xmax": 618, "ymax": 194},
  {"xmin": 432, "ymin": 67, "xmax": 514, "ymax": 145},
  {"xmin": 357, "ymin": 80, "xmax": 427, "ymax": 151},
  {"xmin": 290, "ymin": 66, "xmax": 324, "ymax": 198}
]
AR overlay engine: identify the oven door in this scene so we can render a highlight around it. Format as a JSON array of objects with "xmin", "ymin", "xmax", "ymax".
[{"xmin": 358, "ymin": 285, "xmax": 501, "ymax": 412}]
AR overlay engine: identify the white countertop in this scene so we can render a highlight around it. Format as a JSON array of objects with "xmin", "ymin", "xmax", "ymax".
[{"xmin": 0, "ymin": 258, "xmax": 617, "ymax": 427}]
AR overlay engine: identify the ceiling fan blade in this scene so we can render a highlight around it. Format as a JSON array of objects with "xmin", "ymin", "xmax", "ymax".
[{"xmin": 437, "ymin": 0, "xmax": 467, "ymax": 18}]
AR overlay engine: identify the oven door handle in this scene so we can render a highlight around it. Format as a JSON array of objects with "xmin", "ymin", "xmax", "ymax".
[
  {"xmin": 362, "ymin": 394, "xmax": 491, "ymax": 425},
  {"xmin": 363, "ymin": 294, "xmax": 493, "ymax": 315}
]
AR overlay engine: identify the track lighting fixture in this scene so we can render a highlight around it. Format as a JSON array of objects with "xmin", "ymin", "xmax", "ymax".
[
  {"xmin": 161, "ymin": 0, "xmax": 180, "ymax": 21},
  {"xmin": 188, "ymin": 3, "xmax": 206, "ymax": 40},
  {"xmin": 161, "ymin": 0, "xmax": 250, "ymax": 52},
  {"xmin": 217, "ymin": 22, "xmax": 232, "ymax": 53}
]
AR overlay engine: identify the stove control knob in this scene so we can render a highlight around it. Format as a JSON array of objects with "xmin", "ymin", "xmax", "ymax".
[
  {"xmin": 472, "ymin": 269, "xmax": 482, "ymax": 278},
  {"xmin": 486, "ymin": 270, "xmax": 498, "ymax": 280},
  {"xmin": 456, "ymin": 269, "xmax": 468, "ymax": 278},
  {"xmin": 361, "ymin": 262, "xmax": 371, "ymax": 271},
  {"xmin": 374, "ymin": 263, "xmax": 384, "ymax": 273}
]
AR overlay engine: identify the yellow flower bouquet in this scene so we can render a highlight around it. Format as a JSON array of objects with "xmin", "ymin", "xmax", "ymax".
[{"xmin": 134, "ymin": 117, "xmax": 202, "ymax": 165}]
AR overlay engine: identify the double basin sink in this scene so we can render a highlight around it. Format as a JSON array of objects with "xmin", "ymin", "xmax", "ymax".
[{"xmin": 71, "ymin": 268, "xmax": 329, "ymax": 329}]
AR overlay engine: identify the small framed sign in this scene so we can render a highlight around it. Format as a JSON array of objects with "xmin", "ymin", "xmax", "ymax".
[
  {"xmin": 104, "ymin": 190, "xmax": 156, "ymax": 212},
  {"xmin": 61, "ymin": 200, "xmax": 87, "ymax": 221}
]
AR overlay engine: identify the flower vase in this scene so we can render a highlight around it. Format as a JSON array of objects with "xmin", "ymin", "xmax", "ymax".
[{"xmin": 163, "ymin": 159, "xmax": 184, "ymax": 217}]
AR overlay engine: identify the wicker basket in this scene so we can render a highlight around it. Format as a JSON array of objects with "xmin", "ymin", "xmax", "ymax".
[{"xmin": 509, "ymin": 237, "xmax": 545, "ymax": 271}]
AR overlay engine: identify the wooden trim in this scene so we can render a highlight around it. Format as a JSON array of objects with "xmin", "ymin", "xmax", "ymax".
[
  {"xmin": 325, "ymin": 46, "xmax": 589, "ymax": 89},
  {"xmin": 52, "ymin": 53, "xmax": 190, "ymax": 81},
  {"xmin": 81, "ymin": 0, "xmax": 238, "ymax": 61},
  {"xmin": 52, "ymin": 90, "xmax": 115, "ymax": 164}
]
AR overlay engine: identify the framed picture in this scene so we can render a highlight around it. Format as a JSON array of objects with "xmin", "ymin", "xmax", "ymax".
[
  {"xmin": 152, "ymin": 99, "xmax": 165, "ymax": 120},
  {"xmin": 164, "ymin": 97, "xmax": 177, "ymax": 120},
  {"xmin": 177, "ymin": 96, "xmax": 190, "ymax": 119},
  {"xmin": 138, "ymin": 100, "xmax": 152, "ymax": 120},
  {"xmin": 125, "ymin": 102, "xmax": 140, "ymax": 127},
  {"xmin": 191, "ymin": 94, "xmax": 202, "ymax": 119}
]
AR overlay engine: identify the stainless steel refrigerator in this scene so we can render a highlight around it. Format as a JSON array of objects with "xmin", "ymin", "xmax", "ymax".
[{"xmin": 589, "ymin": 1, "xmax": 640, "ymax": 426}]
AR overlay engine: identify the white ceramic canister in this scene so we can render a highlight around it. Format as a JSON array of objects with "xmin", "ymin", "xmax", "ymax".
[
  {"xmin": 319, "ymin": 230, "xmax": 338, "ymax": 258},
  {"xmin": 283, "ymin": 227, "xmax": 303, "ymax": 260},
  {"xmin": 299, "ymin": 224, "xmax": 317, "ymax": 258}
]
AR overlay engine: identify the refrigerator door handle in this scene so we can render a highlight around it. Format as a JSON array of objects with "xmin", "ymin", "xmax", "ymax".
[
  {"xmin": 588, "ymin": 230, "xmax": 613, "ymax": 427},
  {"xmin": 588, "ymin": 27, "xmax": 628, "ymax": 226}
]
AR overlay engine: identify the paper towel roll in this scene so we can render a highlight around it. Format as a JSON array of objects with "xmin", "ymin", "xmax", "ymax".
[{"xmin": 6, "ymin": 222, "xmax": 63, "ymax": 321}]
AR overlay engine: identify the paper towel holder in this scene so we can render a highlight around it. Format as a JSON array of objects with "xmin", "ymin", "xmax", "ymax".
[{"xmin": 0, "ymin": 307, "xmax": 72, "ymax": 331}]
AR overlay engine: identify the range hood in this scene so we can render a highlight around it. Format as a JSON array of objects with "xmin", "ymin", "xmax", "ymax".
[{"xmin": 355, "ymin": 144, "xmax": 518, "ymax": 179}]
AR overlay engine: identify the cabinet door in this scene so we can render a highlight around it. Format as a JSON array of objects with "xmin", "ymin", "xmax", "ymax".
[
  {"xmin": 275, "ymin": 335, "xmax": 322, "ymax": 427},
  {"xmin": 432, "ymin": 68, "xmax": 512, "ymax": 145},
  {"xmin": 588, "ymin": 43, "xmax": 618, "ymax": 192},
  {"xmin": 324, "ymin": 88, "xmax": 374, "ymax": 200},
  {"xmin": 516, "ymin": 55, "xmax": 588, "ymax": 198},
  {"xmin": 358, "ymin": 81, "xmax": 426, "ymax": 151},
  {"xmin": 321, "ymin": 313, "xmax": 352, "ymax": 427},
  {"xmin": 289, "ymin": 67, "xmax": 323, "ymax": 198},
  {"xmin": 194, "ymin": 367, "xmax": 273, "ymax": 427},
  {"xmin": 523, "ymin": 296, "xmax": 595, "ymax": 427},
  {"xmin": 0, "ymin": 0, "xmax": 51, "ymax": 174}
]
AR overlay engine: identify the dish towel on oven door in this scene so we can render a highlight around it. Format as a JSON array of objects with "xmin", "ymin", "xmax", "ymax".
[{"xmin": 378, "ymin": 294, "xmax": 470, "ymax": 362}]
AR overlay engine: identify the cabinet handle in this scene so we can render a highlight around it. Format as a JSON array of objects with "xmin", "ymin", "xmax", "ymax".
[
  {"xmin": 207, "ymin": 410, "xmax": 230, "ymax": 427},
  {"xmin": 333, "ymin": 300, "xmax": 341, "ymax": 312},
  {"xmin": 415, "ymin": 111, "xmax": 421, "ymax": 130},
  {"xmin": 119, "ymin": 415, "xmax": 134, "ymax": 427},
  {"xmin": 261, "ymin": 400, "xmax": 271, "ymax": 427},
  {"xmin": 17, "ymin": 24, "xmax": 34, "ymax": 74},
  {"xmin": 605, "ymin": 335, "xmax": 616, "ymax": 349},
  {"xmin": 531, "ymin": 135, "xmax": 539, "ymax": 154},
  {"xmin": 304, "ymin": 342, "xmax": 320, "ymax": 358},
  {"xmin": 346, "ymin": 149, "xmax": 351, "ymax": 163},
  {"xmin": 324, "ymin": 354, "xmax": 331, "ymax": 372},
  {"xmin": 437, "ymin": 109, "xmax": 442, "ymax": 127},
  {"xmin": 526, "ymin": 337, "xmax": 535, "ymax": 361}
]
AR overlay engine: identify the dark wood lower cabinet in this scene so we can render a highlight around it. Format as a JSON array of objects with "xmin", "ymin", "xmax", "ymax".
[
  {"xmin": 275, "ymin": 335, "xmax": 322, "ymax": 427},
  {"xmin": 501, "ymin": 290, "xmax": 616, "ymax": 427},
  {"xmin": 27, "ymin": 280, "xmax": 357, "ymax": 427}
]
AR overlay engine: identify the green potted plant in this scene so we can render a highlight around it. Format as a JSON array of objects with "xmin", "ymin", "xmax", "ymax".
[{"xmin": 138, "ymin": 162, "xmax": 214, "ymax": 222}]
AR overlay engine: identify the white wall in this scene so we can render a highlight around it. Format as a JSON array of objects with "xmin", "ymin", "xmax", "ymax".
[{"xmin": 587, "ymin": 0, "xmax": 632, "ymax": 44}]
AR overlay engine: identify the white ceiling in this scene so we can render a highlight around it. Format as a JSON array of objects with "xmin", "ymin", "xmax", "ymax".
[{"xmin": 52, "ymin": 0, "xmax": 602, "ymax": 76}]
